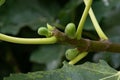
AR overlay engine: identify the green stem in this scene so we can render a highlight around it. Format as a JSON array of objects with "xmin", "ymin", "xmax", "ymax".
[
  {"xmin": 0, "ymin": 33, "xmax": 57, "ymax": 44},
  {"xmin": 75, "ymin": 0, "xmax": 92, "ymax": 40},
  {"xmin": 69, "ymin": 52, "xmax": 88, "ymax": 65},
  {"xmin": 84, "ymin": 0, "xmax": 108, "ymax": 40}
]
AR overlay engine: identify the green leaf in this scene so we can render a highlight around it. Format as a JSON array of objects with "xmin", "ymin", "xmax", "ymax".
[
  {"xmin": 102, "ymin": 5, "xmax": 120, "ymax": 48},
  {"xmin": 4, "ymin": 60, "xmax": 118, "ymax": 80},
  {"xmin": 30, "ymin": 44, "xmax": 68, "ymax": 70},
  {"xmin": 0, "ymin": 0, "xmax": 60, "ymax": 35},
  {"xmin": 103, "ymin": 5, "xmax": 120, "ymax": 38},
  {"xmin": 84, "ymin": 16, "xmax": 94, "ymax": 30},
  {"xmin": 93, "ymin": 51, "xmax": 120, "ymax": 69}
]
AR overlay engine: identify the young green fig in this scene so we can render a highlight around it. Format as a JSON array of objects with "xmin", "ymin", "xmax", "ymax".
[
  {"xmin": 38, "ymin": 27, "xmax": 49, "ymax": 37},
  {"xmin": 65, "ymin": 48, "xmax": 79, "ymax": 60},
  {"xmin": 65, "ymin": 23, "xmax": 76, "ymax": 39}
]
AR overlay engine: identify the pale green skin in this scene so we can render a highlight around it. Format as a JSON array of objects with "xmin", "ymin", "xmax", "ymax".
[
  {"xmin": 65, "ymin": 48, "xmax": 79, "ymax": 60},
  {"xmin": 65, "ymin": 23, "xmax": 76, "ymax": 39},
  {"xmin": 38, "ymin": 27, "xmax": 49, "ymax": 37}
]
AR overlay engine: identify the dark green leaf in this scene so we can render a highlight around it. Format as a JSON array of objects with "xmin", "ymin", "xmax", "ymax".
[
  {"xmin": 4, "ymin": 60, "xmax": 118, "ymax": 80},
  {"xmin": 103, "ymin": 5, "xmax": 120, "ymax": 38},
  {"xmin": 30, "ymin": 44, "xmax": 68, "ymax": 70},
  {"xmin": 93, "ymin": 52, "xmax": 120, "ymax": 69},
  {"xmin": 0, "ymin": 0, "xmax": 60, "ymax": 35}
]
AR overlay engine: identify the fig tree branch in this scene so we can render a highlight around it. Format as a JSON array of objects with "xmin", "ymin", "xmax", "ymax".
[{"xmin": 52, "ymin": 28, "xmax": 120, "ymax": 53}]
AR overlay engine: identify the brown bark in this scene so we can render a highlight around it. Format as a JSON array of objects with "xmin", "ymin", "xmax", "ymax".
[{"xmin": 52, "ymin": 29, "xmax": 120, "ymax": 53}]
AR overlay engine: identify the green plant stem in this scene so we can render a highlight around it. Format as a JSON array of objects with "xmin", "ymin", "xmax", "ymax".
[
  {"xmin": 83, "ymin": 0, "xmax": 108, "ymax": 40},
  {"xmin": 0, "ymin": 33, "xmax": 57, "ymax": 44},
  {"xmin": 69, "ymin": 52, "xmax": 88, "ymax": 65},
  {"xmin": 75, "ymin": 0, "xmax": 92, "ymax": 40},
  {"xmin": 73, "ymin": 0, "xmax": 92, "ymax": 64}
]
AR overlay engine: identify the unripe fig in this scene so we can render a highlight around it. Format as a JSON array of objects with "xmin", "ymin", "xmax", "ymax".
[
  {"xmin": 65, "ymin": 23, "xmax": 76, "ymax": 39},
  {"xmin": 38, "ymin": 27, "xmax": 49, "ymax": 37},
  {"xmin": 65, "ymin": 48, "xmax": 79, "ymax": 60}
]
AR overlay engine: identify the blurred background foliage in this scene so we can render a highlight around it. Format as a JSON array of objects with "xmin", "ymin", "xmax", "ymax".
[{"xmin": 0, "ymin": 0, "xmax": 120, "ymax": 79}]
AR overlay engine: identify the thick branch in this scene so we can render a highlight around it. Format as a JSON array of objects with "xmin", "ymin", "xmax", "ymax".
[{"xmin": 52, "ymin": 29, "xmax": 120, "ymax": 53}]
